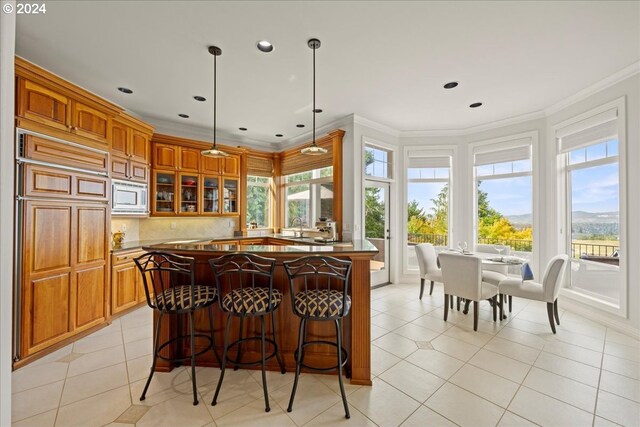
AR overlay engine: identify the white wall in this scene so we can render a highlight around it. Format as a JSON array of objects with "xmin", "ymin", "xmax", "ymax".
[{"xmin": 0, "ymin": 3, "xmax": 16, "ymax": 425}]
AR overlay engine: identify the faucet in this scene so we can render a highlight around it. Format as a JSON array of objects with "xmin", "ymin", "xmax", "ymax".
[{"xmin": 291, "ymin": 217, "xmax": 304, "ymax": 237}]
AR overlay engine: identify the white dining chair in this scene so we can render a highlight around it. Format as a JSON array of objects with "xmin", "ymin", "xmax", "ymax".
[
  {"xmin": 475, "ymin": 244, "xmax": 511, "ymax": 285},
  {"xmin": 439, "ymin": 253, "xmax": 500, "ymax": 331},
  {"xmin": 415, "ymin": 243, "xmax": 443, "ymax": 299},
  {"xmin": 498, "ymin": 254, "xmax": 569, "ymax": 334}
]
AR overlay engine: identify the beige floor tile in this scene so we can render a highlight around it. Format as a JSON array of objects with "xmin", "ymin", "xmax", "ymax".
[
  {"xmin": 89, "ymin": 320, "xmax": 122, "ymax": 338},
  {"xmin": 113, "ymin": 404, "xmax": 151, "ymax": 423},
  {"xmin": 393, "ymin": 323, "xmax": 440, "ymax": 343},
  {"xmin": 606, "ymin": 330, "xmax": 640, "ymax": 349},
  {"xmin": 122, "ymin": 322, "xmax": 153, "ymax": 344},
  {"xmin": 126, "ymin": 354, "xmax": 153, "ymax": 382},
  {"xmin": 523, "ymin": 367, "xmax": 597, "ymax": 412},
  {"xmin": 199, "ymin": 369, "xmax": 264, "ymax": 419},
  {"xmin": 605, "ymin": 341, "xmax": 640, "ymax": 363},
  {"xmin": 11, "ymin": 409, "xmax": 57, "ymax": 427},
  {"xmin": 129, "ymin": 368, "xmax": 194, "ymax": 406},
  {"xmin": 443, "ymin": 325, "xmax": 494, "ymax": 347},
  {"xmin": 542, "ymin": 340, "xmax": 602, "ymax": 368},
  {"xmin": 66, "ymin": 344, "xmax": 126, "ymax": 378},
  {"xmin": 72, "ymin": 331, "xmax": 123, "ymax": 354},
  {"xmin": 371, "ymin": 324, "xmax": 390, "ymax": 340},
  {"xmin": 305, "ymin": 402, "xmax": 375, "ymax": 426},
  {"xmin": 497, "ymin": 410, "xmax": 538, "ymax": 426},
  {"xmin": 249, "ymin": 369, "xmax": 295, "ymax": 393},
  {"xmin": 349, "ymin": 378, "xmax": 420, "ymax": 427},
  {"xmin": 508, "ymin": 387, "xmax": 593, "ymax": 427},
  {"xmin": 314, "ymin": 374, "xmax": 362, "ymax": 397},
  {"xmin": 596, "ymin": 391, "xmax": 640, "ymax": 427},
  {"xmin": 373, "ymin": 333, "xmax": 418, "ymax": 359},
  {"xmin": 214, "ymin": 396, "xmax": 296, "ymax": 427},
  {"xmin": 468, "ymin": 349, "xmax": 531, "ymax": 384},
  {"xmin": 533, "ymin": 350, "xmax": 601, "ymax": 388},
  {"xmin": 371, "ymin": 346, "xmax": 402, "ymax": 376},
  {"xmin": 599, "ymin": 370, "xmax": 640, "ymax": 403},
  {"xmin": 135, "ymin": 393, "xmax": 213, "ymax": 427},
  {"xmin": 399, "ymin": 405, "xmax": 457, "ymax": 427},
  {"xmin": 55, "ymin": 385, "xmax": 131, "ymax": 427},
  {"xmin": 27, "ymin": 344, "xmax": 73, "ymax": 368},
  {"xmin": 370, "ymin": 313, "xmax": 408, "ymax": 331},
  {"xmin": 497, "ymin": 327, "xmax": 547, "ymax": 350},
  {"xmin": 485, "ymin": 337, "xmax": 540, "ymax": 365},
  {"xmin": 120, "ymin": 309, "xmax": 153, "ymax": 330},
  {"xmin": 515, "ymin": 309, "xmax": 553, "ymax": 326},
  {"xmin": 379, "ymin": 360, "xmax": 445, "ymax": 403},
  {"xmin": 270, "ymin": 374, "xmax": 339, "ymax": 426},
  {"xmin": 559, "ymin": 316, "xmax": 607, "ymax": 340},
  {"xmin": 506, "ymin": 318, "xmax": 555, "ymax": 336},
  {"xmin": 411, "ymin": 314, "xmax": 453, "ymax": 333},
  {"xmin": 593, "ymin": 416, "xmax": 621, "ymax": 426},
  {"xmin": 384, "ymin": 306, "xmax": 424, "ymax": 322},
  {"xmin": 60, "ymin": 362, "xmax": 129, "ymax": 406},
  {"xmin": 425, "ymin": 382, "xmax": 504, "ymax": 427},
  {"xmin": 124, "ymin": 337, "xmax": 153, "ymax": 360},
  {"xmin": 402, "ymin": 299, "xmax": 439, "ymax": 314},
  {"xmin": 12, "ymin": 361, "xmax": 68, "ymax": 394},
  {"xmin": 449, "ymin": 364, "xmax": 520, "ymax": 408},
  {"xmin": 11, "ymin": 380, "xmax": 64, "ymax": 423},
  {"xmin": 430, "ymin": 335, "xmax": 480, "ymax": 362},
  {"xmin": 550, "ymin": 328, "xmax": 605, "ymax": 353},
  {"xmin": 405, "ymin": 349, "xmax": 464, "ymax": 380},
  {"xmin": 602, "ymin": 353, "xmax": 640, "ymax": 380}
]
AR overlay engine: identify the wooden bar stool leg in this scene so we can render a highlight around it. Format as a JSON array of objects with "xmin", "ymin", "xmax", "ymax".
[
  {"xmin": 212, "ymin": 314, "xmax": 232, "ymax": 406},
  {"xmin": 140, "ymin": 312, "xmax": 163, "ymax": 401},
  {"xmin": 335, "ymin": 318, "xmax": 350, "ymax": 419},
  {"xmin": 189, "ymin": 311, "xmax": 198, "ymax": 405},
  {"xmin": 287, "ymin": 318, "xmax": 306, "ymax": 413}
]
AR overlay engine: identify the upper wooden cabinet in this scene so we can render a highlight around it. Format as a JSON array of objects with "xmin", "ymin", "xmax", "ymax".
[
  {"xmin": 201, "ymin": 156, "xmax": 239, "ymax": 176},
  {"xmin": 153, "ymin": 143, "xmax": 180, "ymax": 170},
  {"xmin": 70, "ymin": 101, "xmax": 109, "ymax": 143},
  {"xmin": 109, "ymin": 118, "xmax": 150, "ymax": 164},
  {"xmin": 17, "ymin": 78, "xmax": 70, "ymax": 132},
  {"xmin": 180, "ymin": 148, "xmax": 201, "ymax": 172}
]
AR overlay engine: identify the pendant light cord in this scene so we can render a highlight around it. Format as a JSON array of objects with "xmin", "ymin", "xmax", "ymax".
[
  {"xmin": 213, "ymin": 53, "xmax": 217, "ymax": 148},
  {"xmin": 312, "ymin": 43, "xmax": 316, "ymax": 146}
]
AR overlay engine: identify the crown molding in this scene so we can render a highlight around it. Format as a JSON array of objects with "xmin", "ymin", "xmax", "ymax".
[
  {"xmin": 278, "ymin": 114, "xmax": 355, "ymax": 150},
  {"xmin": 353, "ymin": 114, "xmax": 401, "ymax": 137},
  {"xmin": 544, "ymin": 61, "xmax": 640, "ymax": 116}
]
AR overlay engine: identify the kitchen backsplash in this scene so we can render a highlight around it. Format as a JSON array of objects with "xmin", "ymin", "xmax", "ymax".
[{"xmin": 111, "ymin": 217, "xmax": 237, "ymax": 243}]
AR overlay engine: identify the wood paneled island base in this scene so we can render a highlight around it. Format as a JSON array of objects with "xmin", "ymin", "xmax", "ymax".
[{"xmin": 142, "ymin": 240, "xmax": 378, "ymax": 385}]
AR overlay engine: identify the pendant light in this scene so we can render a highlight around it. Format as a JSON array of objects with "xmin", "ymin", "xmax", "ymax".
[
  {"xmin": 201, "ymin": 45, "xmax": 229, "ymax": 158},
  {"xmin": 301, "ymin": 38, "xmax": 328, "ymax": 155}
]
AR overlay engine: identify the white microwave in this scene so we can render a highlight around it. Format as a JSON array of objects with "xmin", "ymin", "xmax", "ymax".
[{"xmin": 112, "ymin": 180, "xmax": 148, "ymax": 216}]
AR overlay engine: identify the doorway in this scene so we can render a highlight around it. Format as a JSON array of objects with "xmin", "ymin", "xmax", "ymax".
[{"xmin": 365, "ymin": 181, "xmax": 390, "ymax": 286}]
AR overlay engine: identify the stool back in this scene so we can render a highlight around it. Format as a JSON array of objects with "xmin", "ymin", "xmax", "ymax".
[
  {"xmin": 283, "ymin": 255, "xmax": 352, "ymax": 320},
  {"xmin": 134, "ymin": 251, "xmax": 195, "ymax": 313},
  {"xmin": 209, "ymin": 252, "xmax": 276, "ymax": 316}
]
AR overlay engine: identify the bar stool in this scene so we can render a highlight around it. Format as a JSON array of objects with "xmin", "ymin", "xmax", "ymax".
[
  {"xmin": 134, "ymin": 251, "xmax": 220, "ymax": 406},
  {"xmin": 283, "ymin": 255, "xmax": 352, "ymax": 419},
  {"xmin": 208, "ymin": 252, "xmax": 286, "ymax": 412}
]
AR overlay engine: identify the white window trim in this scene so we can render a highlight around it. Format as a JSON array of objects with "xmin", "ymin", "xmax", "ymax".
[
  {"xmin": 284, "ymin": 168, "xmax": 333, "ymax": 228},
  {"xmin": 402, "ymin": 144, "xmax": 457, "ymax": 276},
  {"xmin": 467, "ymin": 131, "xmax": 540, "ymax": 275},
  {"xmin": 553, "ymin": 97, "xmax": 627, "ymax": 318}
]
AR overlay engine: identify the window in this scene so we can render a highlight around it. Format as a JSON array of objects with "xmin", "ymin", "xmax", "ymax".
[
  {"xmin": 405, "ymin": 154, "xmax": 451, "ymax": 272},
  {"xmin": 246, "ymin": 175, "xmax": 271, "ymax": 228},
  {"xmin": 284, "ymin": 166, "xmax": 333, "ymax": 227},
  {"xmin": 559, "ymin": 106, "xmax": 622, "ymax": 307},
  {"xmin": 364, "ymin": 145, "xmax": 392, "ymax": 179},
  {"xmin": 473, "ymin": 141, "xmax": 533, "ymax": 259}
]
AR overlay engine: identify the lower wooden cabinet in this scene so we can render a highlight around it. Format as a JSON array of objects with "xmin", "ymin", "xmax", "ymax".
[{"xmin": 111, "ymin": 249, "xmax": 148, "ymax": 315}]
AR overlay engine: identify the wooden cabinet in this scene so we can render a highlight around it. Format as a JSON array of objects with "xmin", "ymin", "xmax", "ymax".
[
  {"xmin": 109, "ymin": 118, "xmax": 151, "ymax": 183},
  {"xmin": 20, "ymin": 200, "xmax": 108, "ymax": 357},
  {"xmin": 23, "ymin": 134, "xmax": 109, "ymax": 174},
  {"xmin": 180, "ymin": 148, "xmax": 201, "ymax": 172},
  {"xmin": 111, "ymin": 250, "xmax": 147, "ymax": 315},
  {"xmin": 17, "ymin": 78, "xmax": 70, "ymax": 132},
  {"xmin": 153, "ymin": 143, "xmax": 180, "ymax": 170},
  {"xmin": 24, "ymin": 164, "xmax": 109, "ymax": 202},
  {"xmin": 152, "ymin": 171, "xmax": 177, "ymax": 215},
  {"xmin": 201, "ymin": 156, "xmax": 239, "ymax": 176},
  {"xmin": 201, "ymin": 175, "xmax": 220, "ymax": 215},
  {"xmin": 222, "ymin": 177, "xmax": 239, "ymax": 214},
  {"xmin": 71, "ymin": 101, "xmax": 109, "ymax": 144}
]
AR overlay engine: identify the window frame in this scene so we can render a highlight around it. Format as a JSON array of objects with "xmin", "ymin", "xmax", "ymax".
[
  {"xmin": 283, "ymin": 167, "xmax": 333, "ymax": 228},
  {"xmin": 246, "ymin": 175, "xmax": 272, "ymax": 229}
]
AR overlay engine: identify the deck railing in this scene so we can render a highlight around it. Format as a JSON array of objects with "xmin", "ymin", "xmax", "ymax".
[
  {"xmin": 407, "ymin": 233, "xmax": 448, "ymax": 247},
  {"xmin": 571, "ymin": 242, "xmax": 618, "ymax": 258}
]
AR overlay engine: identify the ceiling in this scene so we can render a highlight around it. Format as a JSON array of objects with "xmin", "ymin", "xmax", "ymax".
[{"xmin": 15, "ymin": 1, "xmax": 640, "ymax": 146}]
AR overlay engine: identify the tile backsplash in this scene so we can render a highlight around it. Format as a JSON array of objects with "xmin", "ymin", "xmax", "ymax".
[{"xmin": 110, "ymin": 217, "xmax": 237, "ymax": 244}]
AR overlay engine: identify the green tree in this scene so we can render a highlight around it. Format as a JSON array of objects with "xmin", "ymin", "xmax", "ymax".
[{"xmin": 364, "ymin": 187, "xmax": 385, "ymax": 238}]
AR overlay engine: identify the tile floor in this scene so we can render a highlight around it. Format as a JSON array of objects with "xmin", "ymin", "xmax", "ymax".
[{"xmin": 11, "ymin": 282, "xmax": 640, "ymax": 427}]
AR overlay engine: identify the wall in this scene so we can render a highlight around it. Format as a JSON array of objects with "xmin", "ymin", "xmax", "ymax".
[
  {"xmin": 0, "ymin": 3, "xmax": 16, "ymax": 425},
  {"xmin": 138, "ymin": 217, "xmax": 236, "ymax": 241}
]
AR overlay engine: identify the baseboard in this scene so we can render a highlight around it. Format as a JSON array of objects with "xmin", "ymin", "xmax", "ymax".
[{"xmin": 559, "ymin": 296, "xmax": 640, "ymax": 340}]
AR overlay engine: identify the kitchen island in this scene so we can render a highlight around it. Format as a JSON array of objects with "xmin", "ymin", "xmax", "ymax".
[{"xmin": 142, "ymin": 238, "xmax": 378, "ymax": 385}]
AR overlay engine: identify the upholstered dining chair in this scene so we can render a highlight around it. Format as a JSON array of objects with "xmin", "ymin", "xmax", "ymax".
[
  {"xmin": 475, "ymin": 244, "xmax": 511, "ymax": 285},
  {"xmin": 415, "ymin": 243, "xmax": 443, "ymax": 299},
  {"xmin": 498, "ymin": 254, "xmax": 569, "ymax": 334},
  {"xmin": 439, "ymin": 253, "xmax": 500, "ymax": 331}
]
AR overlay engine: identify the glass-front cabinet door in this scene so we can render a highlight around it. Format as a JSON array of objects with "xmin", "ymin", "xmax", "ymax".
[
  {"xmin": 202, "ymin": 176, "xmax": 220, "ymax": 215},
  {"xmin": 223, "ymin": 178, "xmax": 239, "ymax": 214},
  {"xmin": 153, "ymin": 171, "xmax": 176, "ymax": 215},
  {"xmin": 179, "ymin": 173, "xmax": 199, "ymax": 215}
]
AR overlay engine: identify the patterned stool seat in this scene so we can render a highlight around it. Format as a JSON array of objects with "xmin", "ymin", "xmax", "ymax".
[
  {"xmin": 294, "ymin": 289, "xmax": 351, "ymax": 318},
  {"xmin": 155, "ymin": 285, "xmax": 217, "ymax": 311},
  {"xmin": 221, "ymin": 287, "xmax": 283, "ymax": 314}
]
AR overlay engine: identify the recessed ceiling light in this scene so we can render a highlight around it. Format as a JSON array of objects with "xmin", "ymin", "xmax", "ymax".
[
  {"xmin": 469, "ymin": 102, "xmax": 483, "ymax": 108},
  {"xmin": 296, "ymin": 124, "xmax": 305, "ymax": 128},
  {"xmin": 313, "ymin": 108, "xmax": 322, "ymax": 113},
  {"xmin": 117, "ymin": 87, "xmax": 133, "ymax": 94},
  {"xmin": 178, "ymin": 113, "xmax": 189, "ymax": 118},
  {"xmin": 193, "ymin": 96, "xmax": 206, "ymax": 102},
  {"xmin": 275, "ymin": 134, "xmax": 283, "ymax": 137},
  {"xmin": 239, "ymin": 127, "xmax": 247, "ymax": 131},
  {"xmin": 443, "ymin": 81, "xmax": 459, "ymax": 89},
  {"xmin": 256, "ymin": 40, "xmax": 274, "ymax": 53}
]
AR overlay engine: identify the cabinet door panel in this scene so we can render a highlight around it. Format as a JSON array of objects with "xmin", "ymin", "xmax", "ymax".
[
  {"xmin": 130, "ymin": 130, "xmax": 149, "ymax": 163},
  {"xmin": 76, "ymin": 206, "xmax": 106, "ymax": 264},
  {"xmin": 29, "ymin": 273, "xmax": 71, "ymax": 347},
  {"xmin": 18, "ymin": 79, "xmax": 70, "ymax": 131},
  {"xmin": 29, "ymin": 204, "xmax": 72, "ymax": 272},
  {"xmin": 129, "ymin": 161, "xmax": 148, "ymax": 182},
  {"xmin": 180, "ymin": 148, "xmax": 201, "ymax": 172},
  {"xmin": 109, "ymin": 119, "xmax": 129, "ymax": 157},
  {"xmin": 25, "ymin": 165, "xmax": 72, "ymax": 197},
  {"xmin": 112, "ymin": 264, "xmax": 139, "ymax": 314},
  {"xmin": 76, "ymin": 176, "xmax": 109, "ymax": 200},
  {"xmin": 75, "ymin": 265, "xmax": 105, "ymax": 328},
  {"xmin": 71, "ymin": 101, "xmax": 108, "ymax": 144},
  {"xmin": 222, "ymin": 156, "xmax": 239, "ymax": 176},
  {"xmin": 153, "ymin": 143, "xmax": 179, "ymax": 170},
  {"xmin": 24, "ymin": 134, "xmax": 109, "ymax": 173},
  {"xmin": 200, "ymin": 155, "xmax": 220, "ymax": 174},
  {"xmin": 110, "ymin": 156, "xmax": 128, "ymax": 180}
]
